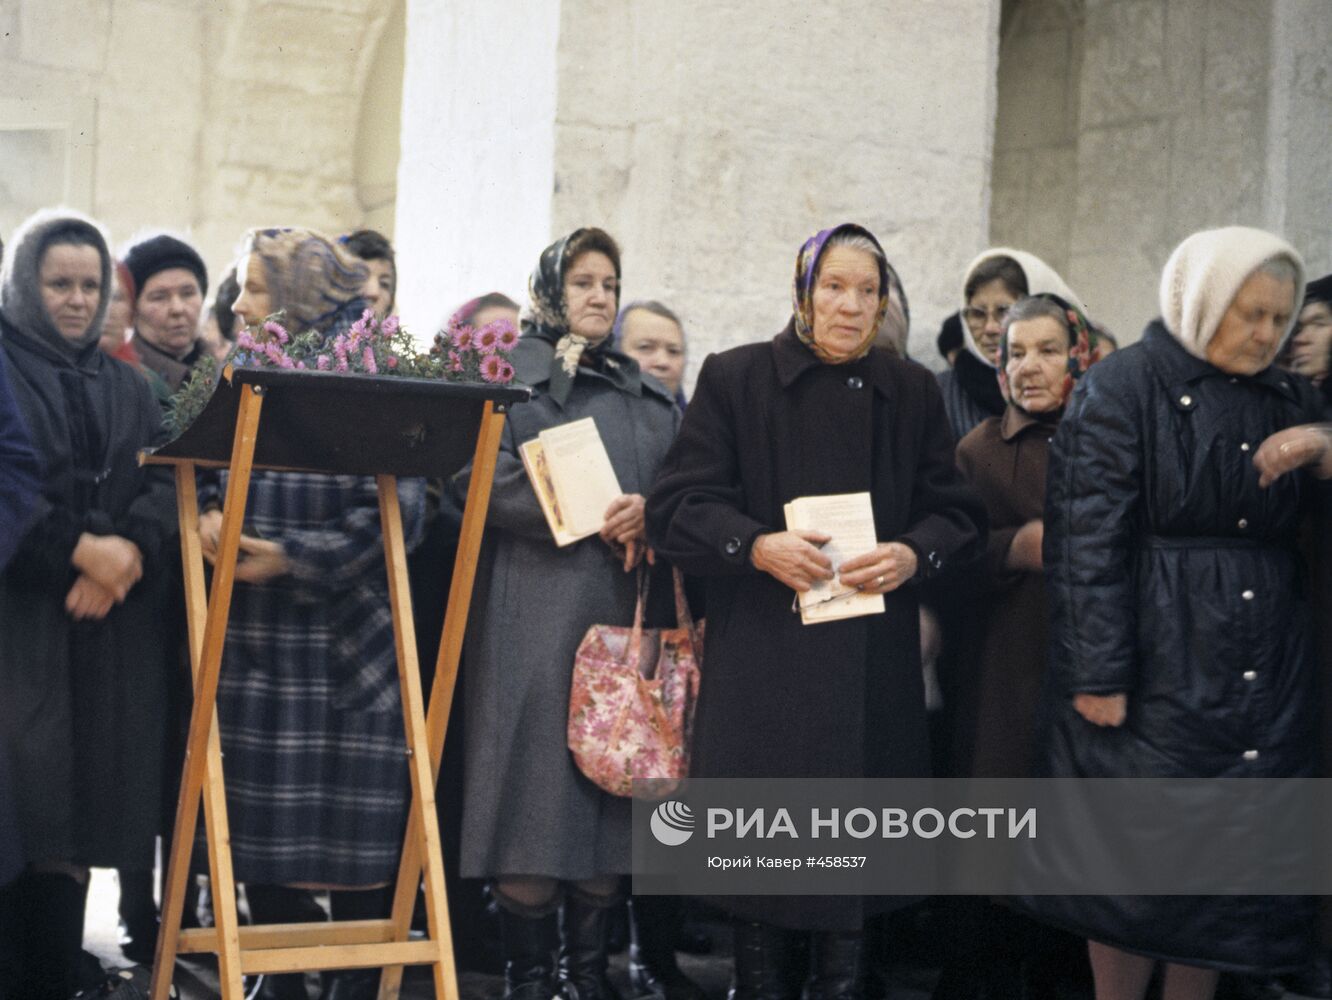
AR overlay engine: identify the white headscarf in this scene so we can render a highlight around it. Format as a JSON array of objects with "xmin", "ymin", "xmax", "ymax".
[
  {"xmin": 1159, "ymin": 226, "xmax": 1305, "ymax": 361},
  {"xmin": 959, "ymin": 247, "xmax": 1087, "ymax": 368}
]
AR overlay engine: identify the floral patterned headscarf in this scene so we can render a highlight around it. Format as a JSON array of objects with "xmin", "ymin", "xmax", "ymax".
[
  {"xmin": 792, "ymin": 223, "xmax": 897, "ymax": 365},
  {"xmin": 996, "ymin": 294, "xmax": 1107, "ymax": 411},
  {"xmin": 241, "ymin": 227, "xmax": 368, "ymax": 337},
  {"xmin": 520, "ymin": 228, "xmax": 639, "ymax": 405}
]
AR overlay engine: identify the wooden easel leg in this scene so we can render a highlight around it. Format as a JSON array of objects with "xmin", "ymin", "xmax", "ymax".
[
  {"xmin": 152, "ymin": 385, "xmax": 264, "ymax": 1000},
  {"xmin": 379, "ymin": 403, "xmax": 507, "ymax": 1000},
  {"xmin": 376, "ymin": 475, "xmax": 457, "ymax": 1000}
]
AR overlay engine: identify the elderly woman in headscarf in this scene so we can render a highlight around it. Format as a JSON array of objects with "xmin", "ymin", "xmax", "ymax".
[
  {"xmin": 938, "ymin": 247, "xmax": 1091, "ymax": 443},
  {"xmin": 0, "ymin": 209, "xmax": 176, "ymax": 1000},
  {"xmin": 1021, "ymin": 227, "xmax": 1332, "ymax": 1000},
  {"xmin": 646, "ymin": 223, "xmax": 985, "ymax": 1000},
  {"xmin": 194, "ymin": 227, "xmax": 427, "ymax": 1000},
  {"xmin": 454, "ymin": 228, "xmax": 681, "ymax": 1000}
]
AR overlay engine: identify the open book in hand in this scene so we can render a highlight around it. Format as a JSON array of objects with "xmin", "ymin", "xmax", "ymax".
[
  {"xmin": 783, "ymin": 491, "xmax": 885, "ymax": 625},
  {"xmin": 520, "ymin": 417, "xmax": 622, "ymax": 546}
]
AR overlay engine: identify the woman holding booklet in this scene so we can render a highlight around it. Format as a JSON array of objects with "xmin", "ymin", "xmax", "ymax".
[
  {"xmin": 454, "ymin": 227, "xmax": 681, "ymax": 1000},
  {"xmin": 646, "ymin": 223, "xmax": 986, "ymax": 1000}
]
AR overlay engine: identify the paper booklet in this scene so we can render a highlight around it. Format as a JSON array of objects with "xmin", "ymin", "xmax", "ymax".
[
  {"xmin": 783, "ymin": 491, "xmax": 885, "ymax": 625},
  {"xmin": 520, "ymin": 417, "xmax": 622, "ymax": 546}
]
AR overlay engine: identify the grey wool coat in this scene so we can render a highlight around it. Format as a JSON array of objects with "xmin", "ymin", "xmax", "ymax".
[{"xmin": 456, "ymin": 337, "xmax": 680, "ymax": 880}]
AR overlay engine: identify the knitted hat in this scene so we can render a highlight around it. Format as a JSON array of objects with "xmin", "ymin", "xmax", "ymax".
[
  {"xmin": 960, "ymin": 247, "xmax": 1088, "ymax": 368},
  {"xmin": 124, "ymin": 234, "xmax": 208, "ymax": 300},
  {"xmin": 1159, "ymin": 227, "xmax": 1304, "ymax": 360}
]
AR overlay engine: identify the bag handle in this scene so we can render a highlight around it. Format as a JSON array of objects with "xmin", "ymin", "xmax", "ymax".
[{"xmin": 627, "ymin": 563, "xmax": 649, "ymax": 672}]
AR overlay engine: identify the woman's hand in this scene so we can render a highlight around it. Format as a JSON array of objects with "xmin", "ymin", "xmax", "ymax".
[
  {"xmin": 1005, "ymin": 520, "xmax": 1045, "ymax": 572},
  {"xmin": 234, "ymin": 536, "xmax": 290, "ymax": 584},
  {"xmin": 71, "ymin": 533, "xmax": 142, "ymax": 601},
  {"xmin": 65, "ymin": 574, "xmax": 116, "ymax": 621},
  {"xmin": 1073, "ymin": 693, "xmax": 1127, "ymax": 727},
  {"xmin": 602, "ymin": 494, "xmax": 650, "ymax": 571},
  {"xmin": 750, "ymin": 530, "xmax": 833, "ymax": 592},
  {"xmin": 199, "ymin": 509, "xmax": 223, "ymax": 563},
  {"xmin": 1254, "ymin": 423, "xmax": 1332, "ymax": 487},
  {"xmin": 839, "ymin": 542, "xmax": 918, "ymax": 594}
]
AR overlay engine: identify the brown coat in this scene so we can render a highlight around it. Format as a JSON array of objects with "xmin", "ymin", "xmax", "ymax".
[{"xmin": 954, "ymin": 405, "xmax": 1055, "ymax": 778}]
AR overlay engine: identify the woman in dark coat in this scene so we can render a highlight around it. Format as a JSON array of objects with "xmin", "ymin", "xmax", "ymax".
[
  {"xmin": 646, "ymin": 223, "xmax": 985, "ymax": 1000},
  {"xmin": 1023, "ymin": 227, "xmax": 1332, "ymax": 998},
  {"xmin": 456, "ymin": 228, "xmax": 681, "ymax": 1000},
  {"xmin": 0, "ymin": 209, "xmax": 176, "ymax": 1000}
]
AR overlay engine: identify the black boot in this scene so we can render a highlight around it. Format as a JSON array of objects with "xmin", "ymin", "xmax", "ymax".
[
  {"xmin": 496, "ymin": 893, "xmax": 560, "ymax": 1000},
  {"xmin": 15, "ymin": 871, "xmax": 91, "ymax": 1000},
  {"xmin": 245, "ymin": 885, "xmax": 324, "ymax": 1000},
  {"xmin": 558, "ymin": 888, "xmax": 622, "ymax": 1000},
  {"xmin": 804, "ymin": 932, "xmax": 861, "ymax": 1000},
  {"xmin": 316, "ymin": 889, "xmax": 391, "ymax": 1000},
  {"xmin": 628, "ymin": 897, "xmax": 707, "ymax": 1000},
  {"xmin": 729, "ymin": 921, "xmax": 802, "ymax": 1000}
]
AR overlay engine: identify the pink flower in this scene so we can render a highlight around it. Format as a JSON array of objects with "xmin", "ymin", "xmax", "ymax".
[
  {"xmin": 381, "ymin": 315, "xmax": 400, "ymax": 336},
  {"xmin": 448, "ymin": 350, "xmax": 464, "ymax": 373},
  {"xmin": 386, "ymin": 355, "xmax": 398, "ymax": 369},
  {"xmin": 480, "ymin": 353, "xmax": 514, "ymax": 384},
  {"xmin": 361, "ymin": 345, "xmax": 378, "ymax": 374},
  {"xmin": 237, "ymin": 330, "xmax": 258, "ymax": 352},
  {"xmin": 475, "ymin": 324, "xmax": 500, "ymax": 354},
  {"xmin": 316, "ymin": 355, "xmax": 331, "ymax": 371},
  {"xmin": 495, "ymin": 321, "xmax": 519, "ymax": 351},
  {"xmin": 263, "ymin": 320, "xmax": 289, "ymax": 344},
  {"xmin": 452, "ymin": 326, "xmax": 474, "ymax": 351}
]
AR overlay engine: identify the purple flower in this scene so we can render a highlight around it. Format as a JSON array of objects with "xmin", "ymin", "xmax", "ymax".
[
  {"xmin": 263, "ymin": 320, "xmax": 289, "ymax": 344},
  {"xmin": 475, "ymin": 324, "xmax": 500, "ymax": 354},
  {"xmin": 316, "ymin": 355, "xmax": 331, "ymax": 371},
  {"xmin": 361, "ymin": 345, "xmax": 378, "ymax": 374},
  {"xmin": 448, "ymin": 350, "xmax": 464, "ymax": 373},
  {"xmin": 452, "ymin": 326, "xmax": 474, "ymax": 351},
  {"xmin": 495, "ymin": 321, "xmax": 519, "ymax": 351},
  {"xmin": 381, "ymin": 315, "xmax": 400, "ymax": 336}
]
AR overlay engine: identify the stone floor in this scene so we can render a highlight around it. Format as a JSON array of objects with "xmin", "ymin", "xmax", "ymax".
[{"xmin": 84, "ymin": 870, "xmax": 941, "ymax": 1000}]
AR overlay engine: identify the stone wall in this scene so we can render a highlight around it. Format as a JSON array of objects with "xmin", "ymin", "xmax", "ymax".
[
  {"xmin": 548, "ymin": 0, "xmax": 1003, "ymax": 379},
  {"xmin": 991, "ymin": 0, "xmax": 1330, "ymax": 343},
  {"xmin": 0, "ymin": 0, "xmax": 400, "ymax": 295}
]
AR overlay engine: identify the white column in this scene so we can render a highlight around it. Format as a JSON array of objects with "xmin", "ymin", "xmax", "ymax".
[{"xmin": 394, "ymin": 0, "xmax": 561, "ymax": 340}]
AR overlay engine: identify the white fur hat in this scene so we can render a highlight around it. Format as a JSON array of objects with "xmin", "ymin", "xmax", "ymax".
[{"xmin": 1159, "ymin": 226, "xmax": 1305, "ymax": 361}]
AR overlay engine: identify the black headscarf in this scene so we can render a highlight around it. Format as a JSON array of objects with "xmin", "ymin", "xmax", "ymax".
[{"xmin": 519, "ymin": 228, "xmax": 640, "ymax": 406}]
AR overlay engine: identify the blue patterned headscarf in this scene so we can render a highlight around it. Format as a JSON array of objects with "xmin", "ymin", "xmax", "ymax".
[{"xmin": 792, "ymin": 223, "xmax": 895, "ymax": 365}]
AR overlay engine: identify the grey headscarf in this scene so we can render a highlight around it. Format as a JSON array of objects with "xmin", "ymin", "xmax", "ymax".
[{"xmin": 0, "ymin": 208, "xmax": 112, "ymax": 357}]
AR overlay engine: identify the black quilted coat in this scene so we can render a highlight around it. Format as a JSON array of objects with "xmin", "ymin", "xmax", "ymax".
[{"xmin": 1021, "ymin": 321, "xmax": 1329, "ymax": 973}]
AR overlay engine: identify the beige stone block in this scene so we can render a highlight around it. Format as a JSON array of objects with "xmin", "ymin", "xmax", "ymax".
[
  {"xmin": 1007, "ymin": 0, "xmax": 1081, "ymax": 32},
  {"xmin": 238, "ymin": 2, "xmax": 375, "ymax": 92},
  {"xmin": 1167, "ymin": 107, "xmax": 1265, "ymax": 236},
  {"xmin": 1072, "ymin": 121, "xmax": 1169, "ymax": 252},
  {"xmin": 990, "ymin": 147, "xmax": 1033, "ymax": 245},
  {"xmin": 214, "ymin": 84, "xmax": 360, "ymax": 170},
  {"xmin": 1163, "ymin": 0, "xmax": 1207, "ymax": 114},
  {"xmin": 1065, "ymin": 245, "xmax": 1163, "ymax": 343},
  {"xmin": 1022, "ymin": 145, "xmax": 1078, "ymax": 267},
  {"xmin": 996, "ymin": 26, "xmax": 1075, "ymax": 151},
  {"xmin": 1202, "ymin": 0, "xmax": 1270, "ymax": 109},
  {"xmin": 18, "ymin": 0, "xmax": 109, "ymax": 71},
  {"xmin": 1079, "ymin": 0, "xmax": 1169, "ymax": 127},
  {"xmin": 0, "ymin": 4, "xmax": 21, "ymax": 59},
  {"xmin": 1293, "ymin": 48, "xmax": 1332, "ymax": 100}
]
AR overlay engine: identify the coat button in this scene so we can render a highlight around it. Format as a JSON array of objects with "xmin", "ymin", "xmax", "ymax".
[
  {"xmin": 1238, "ymin": 518, "xmax": 1248, "ymax": 530},
  {"xmin": 1242, "ymin": 749, "xmax": 1259, "ymax": 761},
  {"xmin": 724, "ymin": 537, "xmax": 741, "ymax": 556},
  {"xmin": 846, "ymin": 376, "xmax": 863, "ymax": 390},
  {"xmin": 1240, "ymin": 442, "xmax": 1250, "ymax": 452},
  {"xmin": 1242, "ymin": 589, "xmax": 1255, "ymax": 601},
  {"xmin": 1179, "ymin": 394, "xmax": 1193, "ymax": 406},
  {"xmin": 1243, "ymin": 670, "xmax": 1257, "ymax": 681}
]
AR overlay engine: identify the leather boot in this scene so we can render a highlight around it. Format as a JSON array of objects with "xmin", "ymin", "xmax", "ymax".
[
  {"xmin": 729, "ymin": 921, "xmax": 801, "ymax": 1000},
  {"xmin": 804, "ymin": 932, "xmax": 862, "ymax": 1000},
  {"xmin": 558, "ymin": 888, "xmax": 622, "ymax": 1000},
  {"xmin": 628, "ymin": 897, "xmax": 707, "ymax": 1000},
  {"xmin": 497, "ymin": 895, "xmax": 560, "ymax": 1000}
]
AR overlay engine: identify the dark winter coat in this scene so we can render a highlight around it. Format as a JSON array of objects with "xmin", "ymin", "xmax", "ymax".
[
  {"xmin": 953, "ymin": 406, "xmax": 1056, "ymax": 778},
  {"xmin": 1021, "ymin": 321, "xmax": 1329, "ymax": 973},
  {"xmin": 646, "ymin": 325, "xmax": 986, "ymax": 930},
  {"xmin": 0, "ymin": 315, "xmax": 176, "ymax": 869}
]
